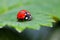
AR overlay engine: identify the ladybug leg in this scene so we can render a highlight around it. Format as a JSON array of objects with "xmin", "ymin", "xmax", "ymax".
[
  {"xmin": 17, "ymin": 19, "xmax": 20, "ymax": 22},
  {"xmin": 17, "ymin": 19, "xmax": 24, "ymax": 22}
]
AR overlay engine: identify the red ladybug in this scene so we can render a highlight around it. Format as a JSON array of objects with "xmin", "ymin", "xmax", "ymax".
[{"xmin": 17, "ymin": 10, "xmax": 32, "ymax": 21}]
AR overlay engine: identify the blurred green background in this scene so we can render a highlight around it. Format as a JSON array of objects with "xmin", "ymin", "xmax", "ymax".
[{"xmin": 0, "ymin": 0, "xmax": 60, "ymax": 32}]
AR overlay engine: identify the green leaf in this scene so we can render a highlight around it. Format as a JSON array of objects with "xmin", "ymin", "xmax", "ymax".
[{"xmin": 0, "ymin": 0, "xmax": 60, "ymax": 32}]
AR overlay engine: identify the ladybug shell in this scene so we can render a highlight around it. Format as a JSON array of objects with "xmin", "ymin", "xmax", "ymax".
[{"xmin": 17, "ymin": 10, "xmax": 31, "ymax": 20}]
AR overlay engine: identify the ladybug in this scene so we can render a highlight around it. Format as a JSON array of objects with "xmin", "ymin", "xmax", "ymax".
[{"xmin": 17, "ymin": 10, "xmax": 32, "ymax": 21}]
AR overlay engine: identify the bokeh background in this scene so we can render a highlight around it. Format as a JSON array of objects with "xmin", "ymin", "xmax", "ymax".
[{"xmin": 0, "ymin": 0, "xmax": 60, "ymax": 31}]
